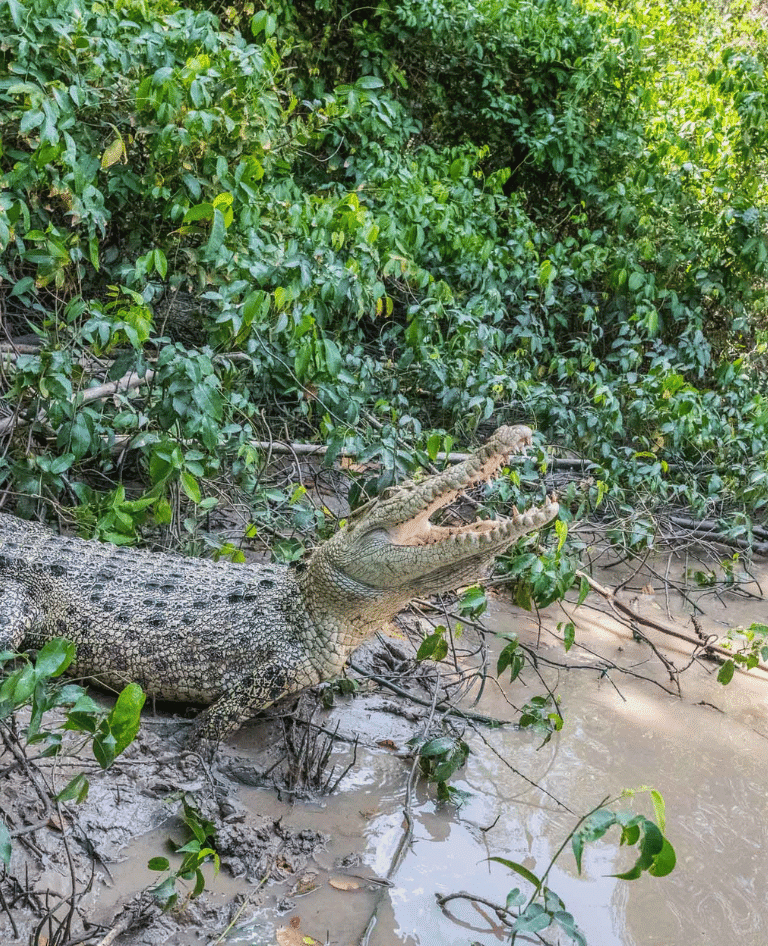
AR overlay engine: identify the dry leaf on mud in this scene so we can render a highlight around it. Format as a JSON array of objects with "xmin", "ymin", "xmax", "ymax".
[
  {"xmin": 329, "ymin": 876, "xmax": 362, "ymax": 891},
  {"xmin": 275, "ymin": 919, "xmax": 321, "ymax": 946},
  {"xmin": 376, "ymin": 738, "xmax": 398, "ymax": 750}
]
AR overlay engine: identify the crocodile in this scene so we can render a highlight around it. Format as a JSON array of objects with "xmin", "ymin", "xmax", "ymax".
[{"xmin": 0, "ymin": 425, "xmax": 558, "ymax": 746}]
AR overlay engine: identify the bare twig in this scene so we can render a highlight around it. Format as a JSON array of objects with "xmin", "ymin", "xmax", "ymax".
[{"xmin": 347, "ymin": 661, "xmax": 509, "ymax": 726}]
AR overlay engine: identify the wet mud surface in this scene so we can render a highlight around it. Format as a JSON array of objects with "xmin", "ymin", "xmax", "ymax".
[
  {"xmin": 2, "ymin": 555, "xmax": 768, "ymax": 946},
  {"xmin": 0, "ymin": 714, "xmax": 329, "ymax": 944}
]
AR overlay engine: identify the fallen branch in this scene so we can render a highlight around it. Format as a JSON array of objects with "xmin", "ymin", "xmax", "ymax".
[
  {"xmin": 664, "ymin": 514, "xmax": 768, "ymax": 554},
  {"xmin": 575, "ymin": 569, "xmax": 766, "ymax": 671},
  {"xmin": 0, "ymin": 369, "xmax": 155, "ymax": 436}
]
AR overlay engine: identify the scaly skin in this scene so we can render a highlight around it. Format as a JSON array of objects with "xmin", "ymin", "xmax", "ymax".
[{"xmin": 0, "ymin": 426, "xmax": 558, "ymax": 745}]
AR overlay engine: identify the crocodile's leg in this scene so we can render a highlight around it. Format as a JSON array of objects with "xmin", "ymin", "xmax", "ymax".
[
  {"xmin": 0, "ymin": 580, "xmax": 44, "ymax": 651},
  {"xmin": 188, "ymin": 661, "xmax": 292, "ymax": 751}
]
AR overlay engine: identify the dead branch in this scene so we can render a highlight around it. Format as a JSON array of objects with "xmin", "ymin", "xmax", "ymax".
[
  {"xmin": 0, "ymin": 368, "xmax": 155, "ymax": 436},
  {"xmin": 575, "ymin": 569, "xmax": 766, "ymax": 671}
]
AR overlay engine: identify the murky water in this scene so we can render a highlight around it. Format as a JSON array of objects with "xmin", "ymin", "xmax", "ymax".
[{"xmin": 95, "ymin": 558, "xmax": 768, "ymax": 946}]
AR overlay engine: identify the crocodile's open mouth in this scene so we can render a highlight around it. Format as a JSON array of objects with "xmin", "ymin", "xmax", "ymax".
[
  {"xmin": 385, "ymin": 425, "xmax": 558, "ymax": 549},
  {"xmin": 313, "ymin": 424, "xmax": 560, "ymax": 599},
  {"xmin": 389, "ymin": 494, "xmax": 560, "ymax": 548}
]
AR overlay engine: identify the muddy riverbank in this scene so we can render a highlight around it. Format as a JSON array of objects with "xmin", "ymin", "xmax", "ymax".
[{"xmin": 2, "ymin": 553, "xmax": 767, "ymax": 945}]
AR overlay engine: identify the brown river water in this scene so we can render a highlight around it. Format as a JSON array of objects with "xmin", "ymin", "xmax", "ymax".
[{"xmin": 89, "ymin": 554, "xmax": 768, "ymax": 946}]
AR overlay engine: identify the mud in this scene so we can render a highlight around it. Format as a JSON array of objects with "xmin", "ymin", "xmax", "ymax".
[
  {"xmin": 2, "ymin": 552, "xmax": 768, "ymax": 946},
  {"xmin": 0, "ymin": 711, "xmax": 330, "ymax": 944}
]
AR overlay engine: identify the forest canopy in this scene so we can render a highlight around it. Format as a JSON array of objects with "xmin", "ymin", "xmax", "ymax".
[{"xmin": 0, "ymin": 0, "xmax": 767, "ymax": 582}]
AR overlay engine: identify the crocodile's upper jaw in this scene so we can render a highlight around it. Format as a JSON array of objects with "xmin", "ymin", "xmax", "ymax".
[{"xmin": 304, "ymin": 425, "xmax": 559, "ymax": 609}]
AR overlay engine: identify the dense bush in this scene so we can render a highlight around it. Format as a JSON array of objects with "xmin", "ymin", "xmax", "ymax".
[{"xmin": 0, "ymin": 0, "xmax": 766, "ymax": 567}]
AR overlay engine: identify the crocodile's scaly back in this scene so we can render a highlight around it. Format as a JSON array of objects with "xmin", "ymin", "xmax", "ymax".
[{"xmin": 0, "ymin": 426, "xmax": 558, "ymax": 746}]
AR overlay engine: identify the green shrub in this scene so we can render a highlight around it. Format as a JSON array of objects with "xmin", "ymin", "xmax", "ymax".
[{"xmin": 0, "ymin": 0, "xmax": 766, "ymax": 548}]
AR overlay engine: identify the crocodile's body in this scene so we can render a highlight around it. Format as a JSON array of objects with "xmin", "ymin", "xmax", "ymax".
[{"xmin": 0, "ymin": 426, "xmax": 558, "ymax": 744}]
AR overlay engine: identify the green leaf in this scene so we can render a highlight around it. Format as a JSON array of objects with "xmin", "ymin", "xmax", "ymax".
[
  {"xmin": 151, "ymin": 876, "xmax": 178, "ymax": 906},
  {"xmin": 427, "ymin": 432, "xmax": 441, "ymax": 461},
  {"xmin": 101, "ymin": 135, "xmax": 126, "ymax": 169},
  {"xmin": 650, "ymin": 789, "xmax": 666, "ymax": 832},
  {"xmin": 416, "ymin": 631, "xmax": 448, "ymax": 661},
  {"xmin": 67, "ymin": 414, "xmax": 92, "ymax": 459},
  {"xmin": 497, "ymin": 638, "xmax": 524, "ymax": 681},
  {"xmin": 154, "ymin": 498, "xmax": 173, "ymax": 525},
  {"xmin": 205, "ymin": 208, "xmax": 226, "ymax": 256},
  {"xmin": 0, "ymin": 820, "xmax": 11, "ymax": 867},
  {"xmin": 538, "ymin": 259, "xmax": 556, "ymax": 287},
  {"xmin": 148, "ymin": 856, "xmax": 170, "ymax": 871},
  {"xmin": 449, "ymin": 158, "xmax": 465, "ymax": 181},
  {"xmin": 489, "ymin": 856, "xmax": 543, "ymax": 890},
  {"xmin": 192, "ymin": 867, "xmax": 206, "ymax": 897},
  {"xmin": 648, "ymin": 837, "xmax": 676, "ymax": 877},
  {"xmin": 11, "ymin": 663, "xmax": 36, "ymax": 704},
  {"xmin": 323, "ymin": 337, "xmax": 342, "ymax": 378},
  {"xmin": 93, "ymin": 730, "xmax": 117, "ymax": 769},
  {"xmin": 356, "ymin": 76, "xmax": 385, "ymax": 89},
  {"xmin": 612, "ymin": 818, "xmax": 673, "ymax": 880},
  {"xmin": 242, "ymin": 290, "xmax": 270, "ymax": 324},
  {"xmin": 183, "ymin": 202, "xmax": 214, "ymax": 223},
  {"xmin": 153, "ymin": 248, "xmax": 168, "ymax": 279},
  {"xmin": 506, "ymin": 887, "xmax": 525, "ymax": 909},
  {"xmin": 553, "ymin": 911, "xmax": 587, "ymax": 946},
  {"xmin": 419, "ymin": 735, "xmax": 457, "ymax": 758},
  {"xmin": 63, "ymin": 711, "xmax": 99, "ymax": 734},
  {"xmin": 177, "ymin": 839, "xmax": 203, "ymax": 855},
  {"xmin": 108, "ymin": 682, "xmax": 145, "ymax": 756},
  {"xmin": 34, "ymin": 639, "xmax": 75, "ymax": 679},
  {"xmin": 512, "ymin": 903, "xmax": 552, "ymax": 934},
  {"xmin": 554, "ymin": 518, "xmax": 567, "ymax": 550},
  {"xmin": 180, "ymin": 470, "xmax": 202, "ymax": 504},
  {"xmin": 251, "ymin": 9, "xmax": 276, "ymax": 38},
  {"xmin": 717, "ymin": 658, "xmax": 735, "ymax": 685},
  {"xmin": 459, "ymin": 585, "xmax": 487, "ymax": 617},
  {"xmin": 56, "ymin": 772, "xmax": 90, "ymax": 803}
]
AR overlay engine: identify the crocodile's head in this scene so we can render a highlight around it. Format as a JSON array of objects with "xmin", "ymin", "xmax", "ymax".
[{"xmin": 303, "ymin": 425, "xmax": 559, "ymax": 632}]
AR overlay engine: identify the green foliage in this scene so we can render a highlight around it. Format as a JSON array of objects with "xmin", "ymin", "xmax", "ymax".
[
  {"xmin": 457, "ymin": 584, "xmax": 488, "ymax": 618},
  {"xmin": 0, "ymin": 0, "xmax": 766, "ymax": 557},
  {"xmin": 415, "ymin": 733, "xmax": 470, "ymax": 802},
  {"xmin": 416, "ymin": 625, "xmax": 449, "ymax": 662},
  {"xmin": 320, "ymin": 675, "xmax": 359, "ymax": 708},
  {"xmin": 0, "ymin": 639, "xmax": 144, "ymax": 866},
  {"xmin": 148, "ymin": 795, "xmax": 220, "ymax": 909},
  {"xmin": 518, "ymin": 694, "xmax": 564, "ymax": 745},
  {"xmin": 717, "ymin": 622, "xmax": 768, "ymax": 684},
  {"xmin": 572, "ymin": 788, "xmax": 676, "ymax": 881},
  {"xmin": 497, "ymin": 539, "xmax": 579, "ymax": 610},
  {"xmin": 491, "ymin": 788, "xmax": 676, "ymax": 944},
  {"xmin": 497, "ymin": 634, "xmax": 525, "ymax": 683},
  {"xmin": 0, "ymin": 639, "xmax": 145, "ymax": 771}
]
